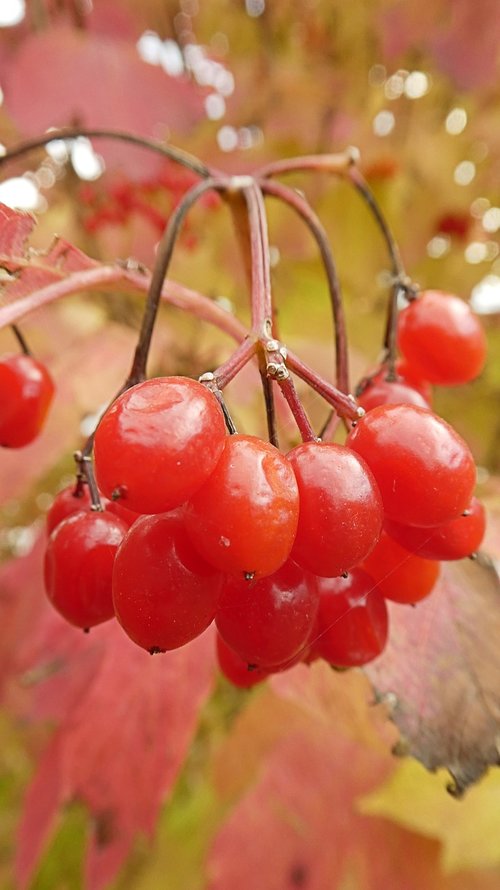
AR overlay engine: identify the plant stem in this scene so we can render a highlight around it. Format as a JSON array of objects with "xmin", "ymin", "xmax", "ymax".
[
  {"xmin": 242, "ymin": 183, "xmax": 273, "ymax": 337},
  {"xmin": 73, "ymin": 451, "xmax": 102, "ymax": 510},
  {"xmin": 259, "ymin": 177, "xmax": 349, "ymax": 393},
  {"xmin": 287, "ymin": 351, "xmax": 361, "ymax": 421},
  {"xmin": 126, "ymin": 177, "xmax": 227, "ymax": 385},
  {"xmin": 277, "ymin": 374, "xmax": 317, "ymax": 442},
  {"xmin": 11, "ymin": 324, "xmax": 30, "ymax": 355},
  {"xmin": 256, "ymin": 149, "xmax": 358, "ymax": 179},
  {"xmin": 0, "ymin": 127, "xmax": 213, "ymax": 179},
  {"xmin": 210, "ymin": 337, "xmax": 257, "ymax": 389}
]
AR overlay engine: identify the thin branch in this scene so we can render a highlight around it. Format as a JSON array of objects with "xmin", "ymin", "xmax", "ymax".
[{"xmin": 256, "ymin": 150, "xmax": 357, "ymax": 179}]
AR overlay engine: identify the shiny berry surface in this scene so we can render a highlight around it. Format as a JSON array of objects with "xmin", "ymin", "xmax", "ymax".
[
  {"xmin": 397, "ymin": 290, "xmax": 487, "ymax": 385},
  {"xmin": 357, "ymin": 378, "xmax": 429, "ymax": 413},
  {"xmin": 384, "ymin": 497, "xmax": 486, "ymax": 560},
  {"xmin": 216, "ymin": 634, "xmax": 269, "ymax": 688},
  {"xmin": 215, "ymin": 560, "xmax": 319, "ymax": 668},
  {"xmin": 44, "ymin": 510, "xmax": 128, "ymax": 629},
  {"xmin": 0, "ymin": 353, "xmax": 55, "ymax": 448},
  {"xmin": 94, "ymin": 376, "xmax": 226, "ymax": 514},
  {"xmin": 113, "ymin": 512, "xmax": 223, "ymax": 652},
  {"xmin": 288, "ymin": 441, "xmax": 383, "ymax": 577},
  {"xmin": 46, "ymin": 483, "xmax": 93, "ymax": 535},
  {"xmin": 311, "ymin": 569, "xmax": 388, "ymax": 667},
  {"xmin": 362, "ymin": 529, "xmax": 440, "ymax": 603},
  {"xmin": 184, "ymin": 435, "xmax": 299, "ymax": 579},
  {"xmin": 347, "ymin": 404, "xmax": 476, "ymax": 527}
]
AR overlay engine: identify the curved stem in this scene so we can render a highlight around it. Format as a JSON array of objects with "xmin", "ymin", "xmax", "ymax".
[
  {"xmin": 277, "ymin": 374, "xmax": 317, "ymax": 442},
  {"xmin": 287, "ymin": 351, "xmax": 360, "ymax": 421},
  {"xmin": 242, "ymin": 183, "xmax": 273, "ymax": 337},
  {"xmin": 259, "ymin": 177, "xmax": 349, "ymax": 393},
  {"xmin": 256, "ymin": 150, "xmax": 357, "ymax": 179},
  {"xmin": 0, "ymin": 127, "xmax": 213, "ymax": 179},
  {"xmin": 126, "ymin": 177, "xmax": 228, "ymax": 385}
]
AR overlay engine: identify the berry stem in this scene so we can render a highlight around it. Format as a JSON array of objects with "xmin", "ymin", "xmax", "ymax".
[
  {"xmin": 259, "ymin": 360, "xmax": 279, "ymax": 447},
  {"xmin": 125, "ymin": 177, "xmax": 230, "ymax": 386},
  {"xmin": 210, "ymin": 337, "xmax": 257, "ymax": 389},
  {"xmin": 259, "ymin": 177, "xmax": 349, "ymax": 393},
  {"xmin": 277, "ymin": 374, "xmax": 317, "ymax": 442},
  {"xmin": 73, "ymin": 450, "xmax": 102, "ymax": 510},
  {"xmin": 287, "ymin": 351, "xmax": 360, "ymax": 420},
  {"xmin": 11, "ymin": 324, "xmax": 31, "ymax": 355},
  {"xmin": 242, "ymin": 182, "xmax": 273, "ymax": 338},
  {"xmin": 256, "ymin": 149, "xmax": 357, "ymax": 179},
  {"xmin": 0, "ymin": 127, "xmax": 213, "ymax": 179}
]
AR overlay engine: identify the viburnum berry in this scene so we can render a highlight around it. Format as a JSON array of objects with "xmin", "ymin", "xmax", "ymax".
[
  {"xmin": 113, "ymin": 511, "xmax": 223, "ymax": 652},
  {"xmin": 310, "ymin": 569, "xmax": 388, "ymax": 667},
  {"xmin": 287, "ymin": 441, "xmax": 383, "ymax": 577},
  {"xmin": 44, "ymin": 510, "xmax": 128, "ymax": 629},
  {"xmin": 357, "ymin": 377, "xmax": 430, "ymax": 413},
  {"xmin": 384, "ymin": 496, "xmax": 486, "ymax": 560},
  {"xmin": 184, "ymin": 434, "xmax": 299, "ymax": 579},
  {"xmin": 0, "ymin": 353, "xmax": 55, "ymax": 447},
  {"xmin": 46, "ymin": 483, "xmax": 93, "ymax": 534},
  {"xmin": 347, "ymin": 404, "xmax": 477, "ymax": 527},
  {"xmin": 397, "ymin": 290, "xmax": 487, "ymax": 385},
  {"xmin": 215, "ymin": 560, "xmax": 319, "ymax": 668},
  {"xmin": 361, "ymin": 529, "xmax": 440, "ymax": 604},
  {"xmin": 93, "ymin": 376, "xmax": 226, "ymax": 514},
  {"xmin": 216, "ymin": 634, "xmax": 269, "ymax": 688}
]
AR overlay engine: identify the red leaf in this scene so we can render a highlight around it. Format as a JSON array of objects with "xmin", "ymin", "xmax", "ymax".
[
  {"xmin": 2, "ymin": 26, "xmax": 205, "ymax": 175},
  {"xmin": 0, "ymin": 539, "xmax": 216, "ymax": 890},
  {"xmin": 365, "ymin": 556, "xmax": 500, "ymax": 795},
  {"xmin": 207, "ymin": 665, "xmax": 498, "ymax": 890}
]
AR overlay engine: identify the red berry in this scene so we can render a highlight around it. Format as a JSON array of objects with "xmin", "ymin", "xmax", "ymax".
[
  {"xmin": 347, "ymin": 404, "xmax": 476, "ymax": 527},
  {"xmin": 113, "ymin": 512, "xmax": 223, "ymax": 652},
  {"xmin": 288, "ymin": 441, "xmax": 383, "ymax": 577},
  {"xmin": 384, "ymin": 497, "xmax": 486, "ymax": 560},
  {"xmin": 0, "ymin": 353, "xmax": 55, "ymax": 447},
  {"xmin": 215, "ymin": 560, "xmax": 319, "ymax": 668},
  {"xmin": 184, "ymin": 435, "xmax": 299, "ymax": 579},
  {"xmin": 44, "ymin": 510, "xmax": 128, "ymax": 629},
  {"xmin": 357, "ymin": 377, "xmax": 430, "ymax": 413},
  {"xmin": 216, "ymin": 634, "xmax": 269, "ymax": 688},
  {"xmin": 361, "ymin": 529, "xmax": 440, "ymax": 603},
  {"xmin": 397, "ymin": 290, "xmax": 487, "ymax": 385},
  {"xmin": 46, "ymin": 483, "xmax": 93, "ymax": 534},
  {"xmin": 311, "ymin": 569, "xmax": 388, "ymax": 667},
  {"xmin": 94, "ymin": 376, "xmax": 226, "ymax": 514}
]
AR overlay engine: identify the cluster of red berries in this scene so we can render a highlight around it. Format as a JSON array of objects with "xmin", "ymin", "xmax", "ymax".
[
  {"xmin": 1, "ymin": 288, "xmax": 488, "ymax": 688},
  {"xmin": 37, "ymin": 290, "xmax": 487, "ymax": 686},
  {"xmin": 79, "ymin": 164, "xmax": 219, "ymax": 242}
]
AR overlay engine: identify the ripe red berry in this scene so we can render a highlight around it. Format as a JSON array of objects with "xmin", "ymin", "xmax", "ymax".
[
  {"xmin": 397, "ymin": 290, "xmax": 487, "ymax": 385},
  {"xmin": 93, "ymin": 376, "xmax": 226, "ymax": 514},
  {"xmin": 310, "ymin": 569, "xmax": 388, "ymax": 667},
  {"xmin": 287, "ymin": 441, "xmax": 383, "ymax": 577},
  {"xmin": 184, "ymin": 435, "xmax": 299, "ymax": 579},
  {"xmin": 0, "ymin": 353, "xmax": 55, "ymax": 447},
  {"xmin": 44, "ymin": 510, "xmax": 128, "ymax": 629},
  {"xmin": 384, "ymin": 497, "xmax": 486, "ymax": 561},
  {"xmin": 215, "ymin": 560, "xmax": 319, "ymax": 668},
  {"xmin": 357, "ymin": 377, "xmax": 430, "ymax": 413},
  {"xmin": 216, "ymin": 634, "xmax": 269, "ymax": 688},
  {"xmin": 347, "ymin": 404, "xmax": 476, "ymax": 527},
  {"xmin": 361, "ymin": 529, "xmax": 440, "ymax": 604},
  {"xmin": 46, "ymin": 483, "xmax": 93, "ymax": 535},
  {"xmin": 113, "ymin": 512, "xmax": 223, "ymax": 652}
]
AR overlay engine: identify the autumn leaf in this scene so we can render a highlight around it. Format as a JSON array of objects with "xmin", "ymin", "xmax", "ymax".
[
  {"xmin": 365, "ymin": 556, "xmax": 500, "ymax": 795},
  {"xmin": 0, "ymin": 539, "xmax": 217, "ymax": 890},
  {"xmin": 207, "ymin": 663, "xmax": 500, "ymax": 890}
]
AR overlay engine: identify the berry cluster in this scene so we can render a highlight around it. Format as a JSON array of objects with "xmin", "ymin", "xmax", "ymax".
[
  {"xmin": 0, "ymin": 134, "xmax": 488, "ymax": 691},
  {"xmin": 39, "ymin": 285, "xmax": 487, "ymax": 687}
]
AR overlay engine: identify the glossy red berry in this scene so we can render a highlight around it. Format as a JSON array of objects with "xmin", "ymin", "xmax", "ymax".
[
  {"xmin": 361, "ymin": 529, "xmax": 440, "ymax": 604},
  {"xmin": 44, "ymin": 510, "xmax": 128, "ymax": 629},
  {"xmin": 46, "ymin": 483, "xmax": 92, "ymax": 535},
  {"xmin": 347, "ymin": 404, "xmax": 476, "ymax": 527},
  {"xmin": 357, "ymin": 377, "xmax": 430, "ymax": 413},
  {"xmin": 184, "ymin": 435, "xmax": 299, "ymax": 579},
  {"xmin": 215, "ymin": 560, "xmax": 319, "ymax": 668},
  {"xmin": 216, "ymin": 634, "xmax": 269, "ymax": 688},
  {"xmin": 0, "ymin": 353, "xmax": 55, "ymax": 447},
  {"xmin": 287, "ymin": 441, "xmax": 383, "ymax": 577},
  {"xmin": 113, "ymin": 512, "xmax": 223, "ymax": 652},
  {"xmin": 93, "ymin": 376, "xmax": 226, "ymax": 514},
  {"xmin": 311, "ymin": 569, "xmax": 388, "ymax": 667},
  {"xmin": 397, "ymin": 290, "xmax": 487, "ymax": 385},
  {"xmin": 384, "ymin": 497, "xmax": 486, "ymax": 560}
]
